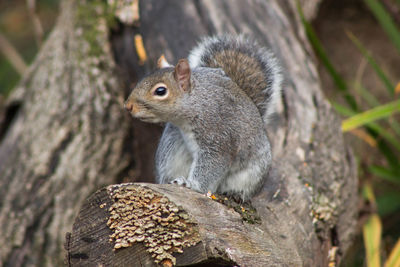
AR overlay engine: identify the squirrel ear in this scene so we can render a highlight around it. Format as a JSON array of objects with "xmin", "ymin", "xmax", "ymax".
[
  {"xmin": 174, "ymin": 59, "xmax": 191, "ymax": 92},
  {"xmin": 157, "ymin": 54, "xmax": 172, "ymax": 69}
]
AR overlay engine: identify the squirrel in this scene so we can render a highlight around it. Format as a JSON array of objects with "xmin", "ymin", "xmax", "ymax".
[{"xmin": 125, "ymin": 35, "xmax": 282, "ymax": 201}]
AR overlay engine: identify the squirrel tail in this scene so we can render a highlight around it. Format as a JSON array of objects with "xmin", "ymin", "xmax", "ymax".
[{"xmin": 188, "ymin": 35, "xmax": 283, "ymax": 124}]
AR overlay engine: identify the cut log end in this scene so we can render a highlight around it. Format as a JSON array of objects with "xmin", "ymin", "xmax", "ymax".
[{"xmin": 65, "ymin": 184, "xmax": 240, "ymax": 266}]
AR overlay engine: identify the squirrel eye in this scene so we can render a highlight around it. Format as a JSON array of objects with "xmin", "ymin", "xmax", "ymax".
[
  {"xmin": 151, "ymin": 83, "xmax": 169, "ymax": 99},
  {"xmin": 154, "ymin": 86, "xmax": 167, "ymax": 96}
]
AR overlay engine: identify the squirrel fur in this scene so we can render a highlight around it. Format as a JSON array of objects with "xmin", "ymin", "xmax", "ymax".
[{"xmin": 125, "ymin": 35, "xmax": 282, "ymax": 200}]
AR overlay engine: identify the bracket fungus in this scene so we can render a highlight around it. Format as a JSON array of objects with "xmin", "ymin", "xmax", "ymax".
[{"xmin": 107, "ymin": 184, "xmax": 201, "ymax": 264}]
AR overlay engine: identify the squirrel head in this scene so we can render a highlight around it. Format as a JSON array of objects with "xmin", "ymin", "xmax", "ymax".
[{"xmin": 124, "ymin": 58, "xmax": 191, "ymax": 123}]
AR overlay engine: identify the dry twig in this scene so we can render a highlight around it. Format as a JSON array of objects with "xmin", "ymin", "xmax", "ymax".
[{"xmin": 0, "ymin": 33, "xmax": 27, "ymax": 75}]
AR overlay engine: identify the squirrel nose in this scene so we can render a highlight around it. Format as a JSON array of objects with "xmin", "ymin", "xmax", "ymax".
[{"xmin": 125, "ymin": 101, "xmax": 133, "ymax": 112}]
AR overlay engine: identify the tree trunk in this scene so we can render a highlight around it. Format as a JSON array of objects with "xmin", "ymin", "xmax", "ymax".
[{"xmin": 0, "ymin": 0, "xmax": 358, "ymax": 266}]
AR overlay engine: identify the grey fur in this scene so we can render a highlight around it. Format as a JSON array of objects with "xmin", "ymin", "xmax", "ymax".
[
  {"xmin": 156, "ymin": 65, "xmax": 276, "ymax": 200},
  {"xmin": 188, "ymin": 34, "xmax": 282, "ymax": 124},
  {"xmin": 127, "ymin": 35, "xmax": 282, "ymax": 200},
  {"xmin": 155, "ymin": 123, "xmax": 192, "ymax": 183}
]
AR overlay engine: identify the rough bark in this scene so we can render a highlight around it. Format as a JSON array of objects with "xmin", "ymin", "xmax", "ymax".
[
  {"xmin": 0, "ymin": 0, "xmax": 357, "ymax": 266},
  {"xmin": 0, "ymin": 1, "xmax": 136, "ymax": 266}
]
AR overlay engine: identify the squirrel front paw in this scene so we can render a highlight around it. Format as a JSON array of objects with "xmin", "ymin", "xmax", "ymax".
[
  {"xmin": 170, "ymin": 176, "xmax": 188, "ymax": 187},
  {"xmin": 170, "ymin": 177, "xmax": 204, "ymax": 193}
]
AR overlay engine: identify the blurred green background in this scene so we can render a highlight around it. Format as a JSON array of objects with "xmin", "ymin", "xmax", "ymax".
[
  {"xmin": 304, "ymin": 0, "xmax": 400, "ymax": 266},
  {"xmin": 0, "ymin": 0, "xmax": 58, "ymax": 96}
]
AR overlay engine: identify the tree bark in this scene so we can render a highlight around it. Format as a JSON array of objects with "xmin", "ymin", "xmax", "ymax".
[
  {"xmin": 0, "ymin": 1, "xmax": 137, "ymax": 266},
  {"xmin": 0, "ymin": 0, "xmax": 357, "ymax": 266}
]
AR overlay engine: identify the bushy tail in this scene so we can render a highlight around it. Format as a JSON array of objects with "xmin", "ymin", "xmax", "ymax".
[{"xmin": 188, "ymin": 35, "xmax": 282, "ymax": 124}]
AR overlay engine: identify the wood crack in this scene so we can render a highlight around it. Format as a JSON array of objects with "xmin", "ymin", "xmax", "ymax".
[{"xmin": 48, "ymin": 130, "xmax": 74, "ymax": 175}]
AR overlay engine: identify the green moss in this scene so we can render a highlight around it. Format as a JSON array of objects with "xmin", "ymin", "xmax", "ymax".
[
  {"xmin": 0, "ymin": 57, "xmax": 20, "ymax": 96},
  {"xmin": 76, "ymin": 0, "xmax": 117, "ymax": 57},
  {"xmin": 211, "ymin": 194, "xmax": 261, "ymax": 224}
]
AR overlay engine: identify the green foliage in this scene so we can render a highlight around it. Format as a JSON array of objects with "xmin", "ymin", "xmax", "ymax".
[
  {"xmin": 76, "ymin": 0, "xmax": 117, "ymax": 57},
  {"xmin": 297, "ymin": 1, "xmax": 358, "ymax": 110},
  {"xmin": 0, "ymin": 56, "xmax": 19, "ymax": 95},
  {"xmin": 347, "ymin": 32, "xmax": 400, "ymax": 136},
  {"xmin": 369, "ymin": 165, "xmax": 400, "ymax": 184},
  {"xmin": 299, "ymin": 0, "xmax": 400, "ymax": 180},
  {"xmin": 342, "ymin": 100, "xmax": 400, "ymax": 132},
  {"xmin": 363, "ymin": 184, "xmax": 400, "ymax": 267},
  {"xmin": 363, "ymin": 0, "xmax": 400, "ymax": 55},
  {"xmin": 347, "ymin": 31, "xmax": 394, "ymax": 95},
  {"xmin": 333, "ymin": 103, "xmax": 400, "ymax": 152},
  {"xmin": 298, "ymin": 1, "xmax": 400, "ymax": 266},
  {"xmin": 384, "ymin": 238, "xmax": 400, "ymax": 267},
  {"xmin": 0, "ymin": 1, "xmax": 59, "ymax": 96},
  {"xmin": 376, "ymin": 192, "xmax": 400, "ymax": 216},
  {"xmin": 363, "ymin": 214, "xmax": 382, "ymax": 267}
]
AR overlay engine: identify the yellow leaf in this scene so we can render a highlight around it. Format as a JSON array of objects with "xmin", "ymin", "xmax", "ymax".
[
  {"xmin": 350, "ymin": 128, "xmax": 377, "ymax": 147},
  {"xmin": 395, "ymin": 82, "xmax": 400, "ymax": 95},
  {"xmin": 134, "ymin": 34, "xmax": 147, "ymax": 65},
  {"xmin": 385, "ymin": 238, "xmax": 400, "ymax": 267},
  {"xmin": 363, "ymin": 214, "xmax": 382, "ymax": 267},
  {"xmin": 363, "ymin": 183, "xmax": 376, "ymax": 203}
]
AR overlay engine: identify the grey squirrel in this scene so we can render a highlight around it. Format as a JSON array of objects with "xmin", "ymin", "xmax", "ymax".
[{"xmin": 125, "ymin": 35, "xmax": 282, "ymax": 200}]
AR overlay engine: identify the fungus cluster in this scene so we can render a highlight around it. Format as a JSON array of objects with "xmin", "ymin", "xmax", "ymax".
[{"xmin": 106, "ymin": 184, "xmax": 200, "ymax": 265}]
